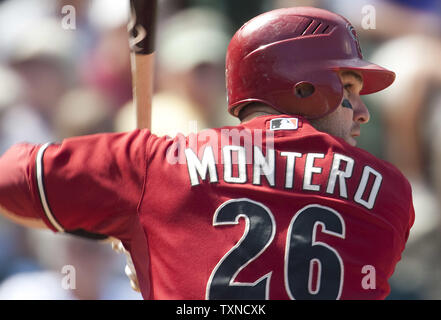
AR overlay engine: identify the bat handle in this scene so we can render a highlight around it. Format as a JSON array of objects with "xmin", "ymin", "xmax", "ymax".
[
  {"xmin": 129, "ymin": 0, "xmax": 158, "ymax": 130},
  {"xmin": 131, "ymin": 53, "xmax": 155, "ymax": 130}
]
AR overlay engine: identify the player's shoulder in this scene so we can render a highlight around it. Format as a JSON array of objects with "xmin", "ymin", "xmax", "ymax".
[
  {"xmin": 240, "ymin": 114, "xmax": 411, "ymax": 185},
  {"xmin": 304, "ymin": 120, "xmax": 412, "ymax": 195},
  {"xmin": 315, "ymin": 123, "xmax": 409, "ymax": 184}
]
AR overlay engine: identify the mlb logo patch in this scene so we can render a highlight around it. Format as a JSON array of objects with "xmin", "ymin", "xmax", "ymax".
[{"xmin": 269, "ymin": 118, "xmax": 299, "ymax": 131}]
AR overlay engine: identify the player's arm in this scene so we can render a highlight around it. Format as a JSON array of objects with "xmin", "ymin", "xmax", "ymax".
[
  {"xmin": 0, "ymin": 130, "xmax": 150, "ymax": 240},
  {"xmin": 0, "ymin": 205, "xmax": 46, "ymax": 229},
  {"xmin": 0, "ymin": 143, "xmax": 49, "ymax": 229}
]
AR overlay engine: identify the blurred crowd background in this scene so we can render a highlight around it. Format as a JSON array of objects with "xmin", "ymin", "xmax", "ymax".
[{"xmin": 0, "ymin": 0, "xmax": 440, "ymax": 299}]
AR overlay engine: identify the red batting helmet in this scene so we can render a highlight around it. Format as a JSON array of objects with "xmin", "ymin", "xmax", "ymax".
[{"xmin": 226, "ymin": 7, "xmax": 396, "ymax": 119}]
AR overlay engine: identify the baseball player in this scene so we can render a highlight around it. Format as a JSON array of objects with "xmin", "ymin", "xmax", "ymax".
[{"xmin": 0, "ymin": 7, "xmax": 414, "ymax": 300}]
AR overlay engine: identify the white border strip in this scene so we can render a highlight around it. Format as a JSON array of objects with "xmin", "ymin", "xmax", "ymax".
[{"xmin": 36, "ymin": 143, "xmax": 65, "ymax": 232}]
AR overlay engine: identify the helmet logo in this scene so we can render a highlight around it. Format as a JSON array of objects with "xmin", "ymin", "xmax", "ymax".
[{"xmin": 347, "ymin": 24, "xmax": 363, "ymax": 58}]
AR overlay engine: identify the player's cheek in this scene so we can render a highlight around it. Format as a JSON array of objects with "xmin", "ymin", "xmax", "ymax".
[{"xmin": 340, "ymin": 104, "xmax": 354, "ymax": 124}]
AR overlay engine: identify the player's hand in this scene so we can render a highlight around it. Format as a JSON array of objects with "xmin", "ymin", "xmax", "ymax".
[{"xmin": 110, "ymin": 238, "xmax": 140, "ymax": 292}]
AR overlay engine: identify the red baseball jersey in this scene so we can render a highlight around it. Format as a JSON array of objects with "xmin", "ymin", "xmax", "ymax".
[{"xmin": 0, "ymin": 114, "xmax": 414, "ymax": 299}]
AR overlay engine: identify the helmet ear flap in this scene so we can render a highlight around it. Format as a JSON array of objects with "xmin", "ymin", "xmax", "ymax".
[
  {"xmin": 286, "ymin": 70, "xmax": 343, "ymax": 119},
  {"xmin": 294, "ymin": 81, "xmax": 315, "ymax": 98}
]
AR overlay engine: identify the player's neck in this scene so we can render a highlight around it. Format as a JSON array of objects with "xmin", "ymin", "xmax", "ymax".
[
  {"xmin": 240, "ymin": 112, "xmax": 274, "ymax": 123},
  {"xmin": 239, "ymin": 104, "xmax": 282, "ymax": 123}
]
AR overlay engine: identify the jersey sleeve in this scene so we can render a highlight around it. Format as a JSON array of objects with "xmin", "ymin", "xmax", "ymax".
[
  {"xmin": 0, "ymin": 143, "xmax": 45, "ymax": 221},
  {"xmin": 0, "ymin": 130, "xmax": 151, "ymax": 241}
]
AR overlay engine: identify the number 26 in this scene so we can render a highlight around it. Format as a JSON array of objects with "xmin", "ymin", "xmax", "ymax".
[{"xmin": 206, "ymin": 198, "xmax": 346, "ymax": 300}]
